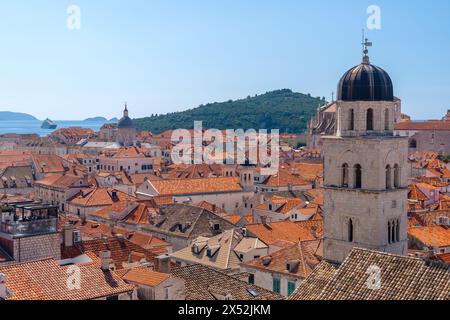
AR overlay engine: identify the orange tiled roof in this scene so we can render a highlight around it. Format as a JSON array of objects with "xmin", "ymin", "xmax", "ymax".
[
  {"xmin": 35, "ymin": 174, "xmax": 86, "ymax": 189},
  {"xmin": 148, "ymin": 177, "xmax": 243, "ymax": 196},
  {"xmin": 69, "ymin": 187, "xmax": 137, "ymax": 207},
  {"xmin": 243, "ymin": 240, "xmax": 323, "ymax": 278},
  {"xmin": 409, "ymin": 184, "xmax": 430, "ymax": 202},
  {"xmin": 395, "ymin": 120, "xmax": 450, "ymax": 131},
  {"xmin": 408, "ymin": 226, "xmax": 450, "ymax": 247},
  {"xmin": 246, "ymin": 220, "xmax": 322, "ymax": 245},
  {"xmin": 224, "ymin": 215, "xmax": 253, "ymax": 225},
  {"xmin": 61, "ymin": 237, "xmax": 161, "ymax": 270},
  {"xmin": 261, "ymin": 169, "xmax": 310, "ymax": 187},
  {"xmin": 122, "ymin": 267, "xmax": 170, "ymax": 287},
  {"xmin": 0, "ymin": 253, "xmax": 134, "ymax": 300}
]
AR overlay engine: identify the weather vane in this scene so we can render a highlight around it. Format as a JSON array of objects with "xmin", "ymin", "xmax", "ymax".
[{"xmin": 361, "ymin": 30, "xmax": 372, "ymax": 63}]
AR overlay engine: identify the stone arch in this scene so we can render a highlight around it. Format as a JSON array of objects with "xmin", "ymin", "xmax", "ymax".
[{"xmin": 338, "ymin": 150, "xmax": 357, "ymax": 167}]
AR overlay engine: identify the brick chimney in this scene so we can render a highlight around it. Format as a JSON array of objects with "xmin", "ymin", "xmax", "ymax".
[
  {"xmin": 63, "ymin": 224, "xmax": 74, "ymax": 247},
  {"xmin": 99, "ymin": 250, "xmax": 111, "ymax": 272},
  {"xmin": 0, "ymin": 273, "xmax": 7, "ymax": 300},
  {"xmin": 155, "ymin": 254, "xmax": 171, "ymax": 274}
]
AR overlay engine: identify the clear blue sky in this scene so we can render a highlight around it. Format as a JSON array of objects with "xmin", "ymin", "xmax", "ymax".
[{"xmin": 0, "ymin": 0, "xmax": 449, "ymax": 120}]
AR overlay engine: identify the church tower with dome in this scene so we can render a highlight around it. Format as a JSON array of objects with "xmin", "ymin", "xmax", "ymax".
[
  {"xmin": 116, "ymin": 103, "xmax": 136, "ymax": 147},
  {"xmin": 322, "ymin": 39, "xmax": 409, "ymax": 263}
]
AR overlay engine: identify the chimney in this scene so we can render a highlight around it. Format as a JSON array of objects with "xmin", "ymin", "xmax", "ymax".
[
  {"xmin": 310, "ymin": 226, "xmax": 318, "ymax": 239},
  {"xmin": 63, "ymin": 224, "xmax": 74, "ymax": 247},
  {"xmin": 261, "ymin": 216, "xmax": 268, "ymax": 226},
  {"xmin": 99, "ymin": 250, "xmax": 111, "ymax": 272},
  {"xmin": 155, "ymin": 254, "xmax": 171, "ymax": 274},
  {"xmin": 0, "ymin": 273, "xmax": 7, "ymax": 300}
]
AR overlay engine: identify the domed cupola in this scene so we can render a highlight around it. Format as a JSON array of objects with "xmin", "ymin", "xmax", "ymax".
[
  {"xmin": 337, "ymin": 39, "xmax": 394, "ymax": 102},
  {"xmin": 118, "ymin": 103, "xmax": 135, "ymax": 129}
]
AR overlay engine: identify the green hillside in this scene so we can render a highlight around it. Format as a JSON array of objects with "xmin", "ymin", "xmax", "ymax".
[{"xmin": 134, "ymin": 89, "xmax": 326, "ymax": 134}]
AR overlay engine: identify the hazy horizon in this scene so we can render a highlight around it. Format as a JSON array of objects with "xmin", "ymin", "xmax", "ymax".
[{"xmin": 1, "ymin": 0, "xmax": 449, "ymax": 120}]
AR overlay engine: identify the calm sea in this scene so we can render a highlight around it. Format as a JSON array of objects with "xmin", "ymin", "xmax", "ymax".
[{"xmin": 0, "ymin": 120, "xmax": 107, "ymax": 137}]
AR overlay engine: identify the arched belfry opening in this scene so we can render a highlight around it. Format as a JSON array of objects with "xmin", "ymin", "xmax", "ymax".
[
  {"xmin": 348, "ymin": 219, "xmax": 354, "ymax": 243},
  {"xmin": 342, "ymin": 163, "xmax": 349, "ymax": 187},
  {"xmin": 354, "ymin": 164, "xmax": 362, "ymax": 189},
  {"xmin": 349, "ymin": 109, "xmax": 355, "ymax": 131},
  {"xmin": 366, "ymin": 109, "xmax": 374, "ymax": 131}
]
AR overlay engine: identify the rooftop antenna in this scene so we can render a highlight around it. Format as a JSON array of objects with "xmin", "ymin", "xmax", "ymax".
[
  {"xmin": 331, "ymin": 92, "xmax": 335, "ymax": 102},
  {"xmin": 361, "ymin": 29, "xmax": 372, "ymax": 64}
]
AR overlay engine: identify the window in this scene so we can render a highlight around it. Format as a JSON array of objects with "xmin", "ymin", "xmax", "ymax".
[
  {"xmin": 273, "ymin": 278, "xmax": 281, "ymax": 294},
  {"xmin": 249, "ymin": 274, "xmax": 255, "ymax": 285},
  {"xmin": 287, "ymin": 282, "xmax": 296, "ymax": 296},
  {"xmin": 396, "ymin": 220, "xmax": 400, "ymax": 243},
  {"xmin": 106, "ymin": 295, "xmax": 119, "ymax": 301},
  {"xmin": 349, "ymin": 109, "xmax": 355, "ymax": 130},
  {"xmin": 409, "ymin": 139, "xmax": 417, "ymax": 149},
  {"xmin": 388, "ymin": 222, "xmax": 392, "ymax": 244},
  {"xmin": 348, "ymin": 219, "xmax": 354, "ymax": 242},
  {"xmin": 354, "ymin": 165, "xmax": 362, "ymax": 189},
  {"xmin": 386, "ymin": 165, "xmax": 392, "ymax": 189},
  {"xmin": 268, "ymin": 204, "xmax": 273, "ymax": 211},
  {"xmin": 164, "ymin": 287, "xmax": 171, "ymax": 300},
  {"xmin": 384, "ymin": 108, "xmax": 390, "ymax": 130},
  {"xmin": 366, "ymin": 108, "xmax": 374, "ymax": 131},
  {"xmin": 394, "ymin": 164, "xmax": 400, "ymax": 188},
  {"xmin": 391, "ymin": 220, "xmax": 396, "ymax": 243},
  {"xmin": 342, "ymin": 163, "xmax": 349, "ymax": 187}
]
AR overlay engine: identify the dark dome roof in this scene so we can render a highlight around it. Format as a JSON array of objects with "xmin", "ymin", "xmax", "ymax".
[
  {"xmin": 337, "ymin": 61, "xmax": 394, "ymax": 102},
  {"xmin": 118, "ymin": 116, "xmax": 134, "ymax": 129}
]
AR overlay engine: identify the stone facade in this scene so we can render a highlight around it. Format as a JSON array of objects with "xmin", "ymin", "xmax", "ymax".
[{"xmin": 323, "ymin": 99, "xmax": 409, "ymax": 263}]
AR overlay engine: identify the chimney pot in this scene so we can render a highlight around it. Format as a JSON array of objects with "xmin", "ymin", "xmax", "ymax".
[
  {"xmin": 63, "ymin": 224, "xmax": 74, "ymax": 248},
  {"xmin": 99, "ymin": 250, "xmax": 111, "ymax": 272},
  {"xmin": 155, "ymin": 254, "xmax": 171, "ymax": 274}
]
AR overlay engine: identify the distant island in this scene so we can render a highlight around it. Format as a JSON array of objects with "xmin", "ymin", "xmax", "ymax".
[
  {"xmin": 83, "ymin": 117, "xmax": 119, "ymax": 123},
  {"xmin": 133, "ymin": 89, "xmax": 327, "ymax": 134},
  {"xmin": 0, "ymin": 111, "xmax": 38, "ymax": 121},
  {"xmin": 83, "ymin": 117, "xmax": 107, "ymax": 122}
]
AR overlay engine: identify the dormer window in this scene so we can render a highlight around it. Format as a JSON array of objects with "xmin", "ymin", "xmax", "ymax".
[{"xmin": 206, "ymin": 245, "xmax": 220, "ymax": 258}]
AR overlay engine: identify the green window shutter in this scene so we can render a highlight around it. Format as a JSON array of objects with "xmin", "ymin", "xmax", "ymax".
[
  {"xmin": 287, "ymin": 282, "xmax": 296, "ymax": 296},
  {"xmin": 273, "ymin": 278, "xmax": 280, "ymax": 294}
]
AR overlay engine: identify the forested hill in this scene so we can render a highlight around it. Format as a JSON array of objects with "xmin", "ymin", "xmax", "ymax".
[{"xmin": 134, "ymin": 89, "xmax": 327, "ymax": 134}]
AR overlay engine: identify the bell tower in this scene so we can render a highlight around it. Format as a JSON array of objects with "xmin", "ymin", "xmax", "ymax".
[{"xmin": 322, "ymin": 40, "xmax": 409, "ymax": 263}]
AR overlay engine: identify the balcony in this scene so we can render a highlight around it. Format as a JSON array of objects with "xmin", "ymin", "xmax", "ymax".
[
  {"xmin": 0, "ymin": 218, "xmax": 58, "ymax": 237},
  {"xmin": 0, "ymin": 202, "xmax": 59, "ymax": 237}
]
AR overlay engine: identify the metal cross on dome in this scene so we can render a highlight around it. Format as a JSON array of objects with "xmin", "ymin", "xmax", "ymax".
[{"xmin": 362, "ymin": 30, "xmax": 373, "ymax": 57}]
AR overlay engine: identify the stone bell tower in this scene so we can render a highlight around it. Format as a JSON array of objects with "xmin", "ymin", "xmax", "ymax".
[{"xmin": 322, "ymin": 39, "xmax": 409, "ymax": 263}]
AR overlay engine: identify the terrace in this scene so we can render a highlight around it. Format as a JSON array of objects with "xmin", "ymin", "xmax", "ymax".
[{"xmin": 0, "ymin": 201, "xmax": 58, "ymax": 237}]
